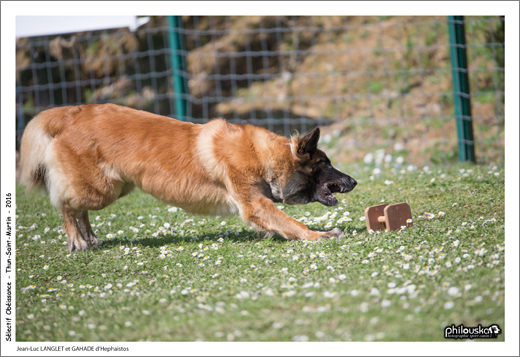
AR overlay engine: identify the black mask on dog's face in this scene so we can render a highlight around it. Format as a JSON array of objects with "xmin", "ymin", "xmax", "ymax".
[
  {"xmin": 311, "ymin": 153, "xmax": 357, "ymax": 206},
  {"xmin": 282, "ymin": 128, "xmax": 357, "ymax": 206}
]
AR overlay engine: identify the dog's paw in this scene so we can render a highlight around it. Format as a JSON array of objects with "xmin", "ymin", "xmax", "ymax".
[
  {"xmin": 87, "ymin": 235, "xmax": 99, "ymax": 248},
  {"xmin": 67, "ymin": 237, "xmax": 90, "ymax": 253},
  {"xmin": 322, "ymin": 227, "xmax": 344, "ymax": 239}
]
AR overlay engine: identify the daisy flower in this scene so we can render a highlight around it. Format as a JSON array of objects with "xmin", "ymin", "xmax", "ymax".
[
  {"xmin": 447, "ymin": 287, "xmax": 459, "ymax": 296},
  {"xmin": 381, "ymin": 300, "xmax": 392, "ymax": 308},
  {"xmin": 444, "ymin": 301, "xmax": 454, "ymax": 309}
]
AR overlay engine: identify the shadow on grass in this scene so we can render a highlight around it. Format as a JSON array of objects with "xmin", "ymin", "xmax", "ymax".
[
  {"xmin": 95, "ymin": 230, "xmax": 287, "ymax": 250},
  {"xmin": 94, "ymin": 226, "xmax": 361, "ymax": 250},
  {"xmin": 345, "ymin": 227, "xmax": 367, "ymax": 235}
]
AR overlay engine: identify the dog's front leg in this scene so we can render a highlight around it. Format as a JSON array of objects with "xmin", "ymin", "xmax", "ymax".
[{"xmin": 238, "ymin": 194, "xmax": 343, "ymax": 241}]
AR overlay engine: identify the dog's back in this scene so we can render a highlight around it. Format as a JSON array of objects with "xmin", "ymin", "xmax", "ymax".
[{"xmin": 19, "ymin": 104, "xmax": 241, "ymax": 214}]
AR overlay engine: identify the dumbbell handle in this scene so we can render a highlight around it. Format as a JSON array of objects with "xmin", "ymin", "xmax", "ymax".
[{"xmin": 377, "ymin": 216, "xmax": 386, "ymax": 223}]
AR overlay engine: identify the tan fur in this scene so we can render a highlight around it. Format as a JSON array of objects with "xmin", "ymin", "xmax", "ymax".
[{"xmin": 20, "ymin": 104, "xmax": 344, "ymax": 252}]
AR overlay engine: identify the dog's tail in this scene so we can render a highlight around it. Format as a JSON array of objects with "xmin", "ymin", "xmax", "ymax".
[{"xmin": 19, "ymin": 111, "xmax": 55, "ymax": 192}]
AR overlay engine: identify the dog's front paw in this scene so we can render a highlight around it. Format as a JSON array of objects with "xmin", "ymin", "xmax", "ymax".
[{"xmin": 322, "ymin": 227, "xmax": 344, "ymax": 239}]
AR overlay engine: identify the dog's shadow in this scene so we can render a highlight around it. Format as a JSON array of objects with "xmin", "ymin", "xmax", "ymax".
[
  {"xmin": 96, "ymin": 230, "xmax": 287, "ymax": 250},
  {"xmin": 96, "ymin": 226, "xmax": 365, "ymax": 250}
]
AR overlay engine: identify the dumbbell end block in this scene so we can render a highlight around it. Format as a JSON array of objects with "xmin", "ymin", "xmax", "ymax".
[
  {"xmin": 383, "ymin": 202, "xmax": 413, "ymax": 231},
  {"xmin": 364, "ymin": 204, "xmax": 388, "ymax": 232}
]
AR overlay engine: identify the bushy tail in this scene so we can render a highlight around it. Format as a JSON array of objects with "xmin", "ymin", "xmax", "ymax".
[{"xmin": 19, "ymin": 113, "xmax": 53, "ymax": 192}]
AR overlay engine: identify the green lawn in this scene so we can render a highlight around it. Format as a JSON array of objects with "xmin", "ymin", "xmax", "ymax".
[{"xmin": 15, "ymin": 161, "xmax": 505, "ymax": 342}]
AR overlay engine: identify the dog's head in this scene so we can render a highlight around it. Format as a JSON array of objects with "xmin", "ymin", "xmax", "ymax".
[{"xmin": 280, "ymin": 127, "xmax": 357, "ymax": 206}]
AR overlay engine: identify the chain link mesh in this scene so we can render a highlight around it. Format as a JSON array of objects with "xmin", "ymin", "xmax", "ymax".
[{"xmin": 16, "ymin": 16, "xmax": 504, "ymax": 165}]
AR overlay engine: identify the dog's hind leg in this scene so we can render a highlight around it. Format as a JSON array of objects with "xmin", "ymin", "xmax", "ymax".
[
  {"xmin": 48, "ymin": 138, "xmax": 127, "ymax": 251},
  {"xmin": 62, "ymin": 205, "xmax": 90, "ymax": 252},
  {"xmin": 77, "ymin": 211, "xmax": 98, "ymax": 248}
]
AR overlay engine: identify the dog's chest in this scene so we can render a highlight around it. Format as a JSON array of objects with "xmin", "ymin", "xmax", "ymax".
[{"xmin": 175, "ymin": 196, "xmax": 239, "ymax": 217}]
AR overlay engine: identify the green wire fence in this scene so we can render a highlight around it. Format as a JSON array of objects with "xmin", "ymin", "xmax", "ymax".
[{"xmin": 16, "ymin": 16, "xmax": 504, "ymax": 166}]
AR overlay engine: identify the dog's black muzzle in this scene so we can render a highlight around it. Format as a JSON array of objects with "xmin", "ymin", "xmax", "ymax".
[{"xmin": 314, "ymin": 168, "xmax": 357, "ymax": 206}]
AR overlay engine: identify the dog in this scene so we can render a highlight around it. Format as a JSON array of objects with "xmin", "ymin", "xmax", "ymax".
[{"xmin": 20, "ymin": 104, "xmax": 357, "ymax": 252}]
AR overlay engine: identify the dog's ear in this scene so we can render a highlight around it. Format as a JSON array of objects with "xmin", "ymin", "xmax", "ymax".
[{"xmin": 297, "ymin": 127, "xmax": 320, "ymax": 157}]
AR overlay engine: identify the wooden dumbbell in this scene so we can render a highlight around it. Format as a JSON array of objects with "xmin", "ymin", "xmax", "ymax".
[{"xmin": 364, "ymin": 202, "xmax": 413, "ymax": 232}]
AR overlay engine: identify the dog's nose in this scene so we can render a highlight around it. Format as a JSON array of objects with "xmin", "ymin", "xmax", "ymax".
[{"xmin": 350, "ymin": 177, "xmax": 357, "ymax": 188}]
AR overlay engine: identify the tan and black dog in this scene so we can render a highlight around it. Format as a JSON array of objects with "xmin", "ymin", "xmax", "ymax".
[{"xmin": 20, "ymin": 104, "xmax": 357, "ymax": 252}]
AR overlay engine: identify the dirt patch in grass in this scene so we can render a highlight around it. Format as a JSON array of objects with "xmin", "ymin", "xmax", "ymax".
[{"xmin": 183, "ymin": 16, "xmax": 504, "ymax": 165}]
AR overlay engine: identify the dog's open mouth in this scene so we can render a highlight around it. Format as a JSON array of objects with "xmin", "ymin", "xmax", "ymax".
[
  {"xmin": 315, "ymin": 182, "xmax": 353, "ymax": 206},
  {"xmin": 327, "ymin": 183, "xmax": 351, "ymax": 194}
]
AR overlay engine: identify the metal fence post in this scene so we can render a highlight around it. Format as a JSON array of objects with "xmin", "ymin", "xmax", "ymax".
[
  {"xmin": 448, "ymin": 16, "xmax": 476, "ymax": 163},
  {"xmin": 168, "ymin": 16, "xmax": 187, "ymax": 121}
]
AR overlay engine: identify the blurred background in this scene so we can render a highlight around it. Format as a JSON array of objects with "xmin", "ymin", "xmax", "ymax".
[{"xmin": 15, "ymin": 16, "xmax": 504, "ymax": 167}]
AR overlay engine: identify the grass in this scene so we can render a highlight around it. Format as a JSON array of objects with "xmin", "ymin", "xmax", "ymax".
[{"xmin": 15, "ymin": 159, "xmax": 505, "ymax": 342}]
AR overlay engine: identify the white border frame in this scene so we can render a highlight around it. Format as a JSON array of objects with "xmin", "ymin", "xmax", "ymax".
[{"xmin": 2, "ymin": 2, "xmax": 518, "ymax": 356}]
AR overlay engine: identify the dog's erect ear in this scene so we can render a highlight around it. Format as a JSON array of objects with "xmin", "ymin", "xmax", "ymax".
[{"xmin": 297, "ymin": 127, "xmax": 320, "ymax": 157}]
